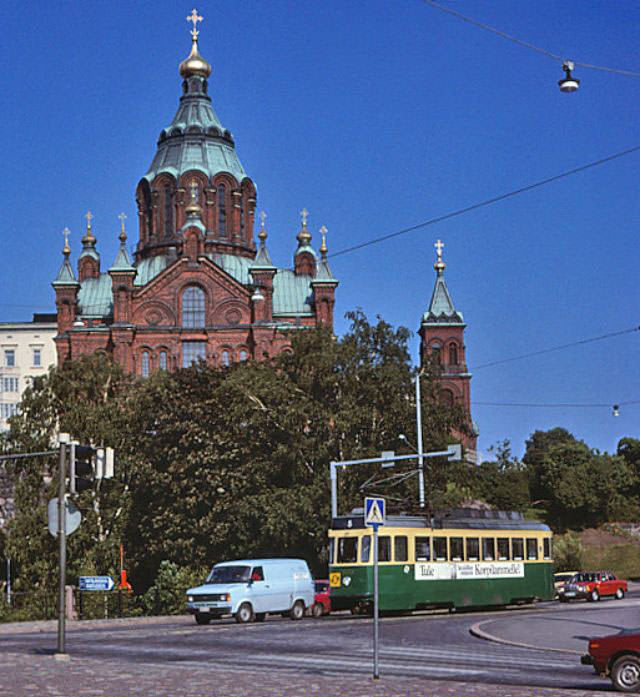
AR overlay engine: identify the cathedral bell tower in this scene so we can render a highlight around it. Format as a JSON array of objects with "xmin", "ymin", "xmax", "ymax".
[{"xmin": 419, "ymin": 240, "xmax": 478, "ymax": 460}]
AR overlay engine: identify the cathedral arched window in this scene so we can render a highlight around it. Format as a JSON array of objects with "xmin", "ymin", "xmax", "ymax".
[
  {"xmin": 141, "ymin": 351, "xmax": 150, "ymax": 378},
  {"xmin": 159, "ymin": 351, "xmax": 167, "ymax": 371},
  {"xmin": 218, "ymin": 184, "xmax": 227, "ymax": 236},
  {"xmin": 431, "ymin": 341, "xmax": 442, "ymax": 364},
  {"xmin": 448, "ymin": 343, "xmax": 458, "ymax": 366},
  {"xmin": 221, "ymin": 350, "xmax": 230, "ymax": 367},
  {"xmin": 163, "ymin": 187, "xmax": 174, "ymax": 237},
  {"xmin": 240, "ymin": 204, "xmax": 245, "ymax": 234},
  {"xmin": 182, "ymin": 286, "xmax": 205, "ymax": 327},
  {"xmin": 239, "ymin": 349, "xmax": 248, "ymax": 362},
  {"xmin": 439, "ymin": 389, "xmax": 455, "ymax": 406}
]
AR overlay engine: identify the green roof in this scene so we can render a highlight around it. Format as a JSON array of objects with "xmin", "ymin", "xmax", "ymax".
[
  {"xmin": 78, "ymin": 274, "xmax": 113, "ymax": 318},
  {"xmin": 422, "ymin": 271, "xmax": 464, "ymax": 326}
]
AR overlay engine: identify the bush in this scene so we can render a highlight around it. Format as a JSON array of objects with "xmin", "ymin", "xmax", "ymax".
[
  {"xmin": 553, "ymin": 532, "xmax": 585, "ymax": 571},
  {"xmin": 140, "ymin": 561, "xmax": 207, "ymax": 616}
]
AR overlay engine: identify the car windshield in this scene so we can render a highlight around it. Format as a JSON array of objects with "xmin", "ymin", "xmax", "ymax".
[
  {"xmin": 206, "ymin": 565, "xmax": 251, "ymax": 584},
  {"xmin": 555, "ymin": 573, "xmax": 575, "ymax": 582}
]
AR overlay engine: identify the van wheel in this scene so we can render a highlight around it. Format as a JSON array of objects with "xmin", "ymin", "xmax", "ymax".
[
  {"xmin": 235, "ymin": 602, "xmax": 254, "ymax": 624},
  {"xmin": 289, "ymin": 600, "xmax": 305, "ymax": 620},
  {"xmin": 255, "ymin": 613, "xmax": 266, "ymax": 622},
  {"xmin": 312, "ymin": 603, "xmax": 324, "ymax": 618},
  {"xmin": 195, "ymin": 613, "xmax": 210, "ymax": 625}
]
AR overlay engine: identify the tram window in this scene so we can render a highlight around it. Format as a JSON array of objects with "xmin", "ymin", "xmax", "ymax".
[
  {"xmin": 433, "ymin": 537, "xmax": 448, "ymax": 561},
  {"xmin": 482, "ymin": 538, "xmax": 495, "ymax": 561},
  {"xmin": 497, "ymin": 538, "xmax": 510, "ymax": 560},
  {"xmin": 465, "ymin": 537, "xmax": 479, "ymax": 561},
  {"xmin": 337, "ymin": 537, "xmax": 358, "ymax": 563},
  {"xmin": 329, "ymin": 539, "xmax": 334, "ymax": 565},
  {"xmin": 543, "ymin": 538, "xmax": 551, "ymax": 560},
  {"xmin": 415, "ymin": 536, "xmax": 431, "ymax": 561},
  {"xmin": 450, "ymin": 537, "xmax": 463, "ymax": 561},
  {"xmin": 394, "ymin": 536, "xmax": 408, "ymax": 562},
  {"xmin": 378, "ymin": 536, "xmax": 391, "ymax": 562},
  {"xmin": 512, "ymin": 538, "xmax": 524, "ymax": 560},
  {"xmin": 361, "ymin": 535, "xmax": 371, "ymax": 563},
  {"xmin": 526, "ymin": 539, "xmax": 538, "ymax": 560}
]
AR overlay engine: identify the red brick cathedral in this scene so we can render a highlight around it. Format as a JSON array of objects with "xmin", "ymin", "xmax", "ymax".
[
  {"xmin": 52, "ymin": 12, "xmax": 338, "ymax": 374},
  {"xmin": 419, "ymin": 240, "xmax": 478, "ymax": 460}
]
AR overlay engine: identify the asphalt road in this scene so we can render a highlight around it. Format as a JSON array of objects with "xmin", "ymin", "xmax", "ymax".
[{"xmin": 3, "ymin": 594, "xmax": 639, "ymax": 695}]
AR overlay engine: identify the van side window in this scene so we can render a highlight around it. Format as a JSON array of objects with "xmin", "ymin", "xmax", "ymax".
[
  {"xmin": 251, "ymin": 566, "xmax": 264, "ymax": 581},
  {"xmin": 450, "ymin": 537, "xmax": 463, "ymax": 561},
  {"xmin": 394, "ymin": 536, "xmax": 408, "ymax": 562},
  {"xmin": 497, "ymin": 538, "xmax": 510, "ymax": 560},
  {"xmin": 466, "ymin": 537, "xmax": 479, "ymax": 561},
  {"xmin": 512, "ymin": 538, "xmax": 524, "ymax": 560},
  {"xmin": 378, "ymin": 536, "xmax": 391, "ymax": 562},
  {"xmin": 361, "ymin": 535, "xmax": 371, "ymax": 563},
  {"xmin": 526, "ymin": 539, "xmax": 538, "ymax": 560},
  {"xmin": 433, "ymin": 537, "xmax": 448, "ymax": 561},
  {"xmin": 482, "ymin": 538, "xmax": 495, "ymax": 561},
  {"xmin": 337, "ymin": 537, "xmax": 358, "ymax": 563},
  {"xmin": 415, "ymin": 536, "xmax": 431, "ymax": 561}
]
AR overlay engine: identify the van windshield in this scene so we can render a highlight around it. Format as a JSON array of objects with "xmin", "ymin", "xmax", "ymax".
[{"xmin": 206, "ymin": 566, "xmax": 251, "ymax": 584}]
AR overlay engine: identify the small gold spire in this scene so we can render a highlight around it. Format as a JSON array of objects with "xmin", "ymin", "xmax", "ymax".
[
  {"xmin": 118, "ymin": 212, "xmax": 127, "ymax": 243},
  {"xmin": 82, "ymin": 210, "xmax": 96, "ymax": 246},
  {"xmin": 297, "ymin": 207, "xmax": 311, "ymax": 246},
  {"xmin": 185, "ymin": 179, "xmax": 203, "ymax": 216},
  {"xmin": 62, "ymin": 227, "xmax": 71, "ymax": 256},
  {"xmin": 434, "ymin": 238, "xmax": 446, "ymax": 272},
  {"xmin": 319, "ymin": 225, "xmax": 328, "ymax": 256},
  {"xmin": 258, "ymin": 210, "xmax": 267, "ymax": 242},
  {"xmin": 179, "ymin": 8, "xmax": 211, "ymax": 78}
]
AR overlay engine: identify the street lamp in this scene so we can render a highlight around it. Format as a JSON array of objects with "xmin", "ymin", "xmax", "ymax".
[{"xmin": 558, "ymin": 61, "xmax": 580, "ymax": 93}]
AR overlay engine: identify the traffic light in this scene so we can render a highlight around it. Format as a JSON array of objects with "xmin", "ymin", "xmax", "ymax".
[{"xmin": 70, "ymin": 443, "xmax": 95, "ymax": 494}]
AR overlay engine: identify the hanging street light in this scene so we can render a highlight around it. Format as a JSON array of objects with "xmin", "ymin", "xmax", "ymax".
[{"xmin": 559, "ymin": 60, "xmax": 580, "ymax": 92}]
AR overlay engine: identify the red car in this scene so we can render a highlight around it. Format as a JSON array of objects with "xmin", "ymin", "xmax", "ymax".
[
  {"xmin": 582, "ymin": 630, "xmax": 640, "ymax": 692},
  {"xmin": 311, "ymin": 580, "xmax": 331, "ymax": 618},
  {"xmin": 558, "ymin": 570, "xmax": 627, "ymax": 602}
]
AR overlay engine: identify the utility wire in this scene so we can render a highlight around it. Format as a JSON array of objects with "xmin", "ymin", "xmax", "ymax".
[
  {"xmin": 474, "ymin": 399, "xmax": 640, "ymax": 408},
  {"xmin": 422, "ymin": 0, "xmax": 640, "ymax": 77},
  {"xmin": 471, "ymin": 326, "xmax": 640, "ymax": 370},
  {"xmin": 327, "ymin": 144, "xmax": 640, "ymax": 260}
]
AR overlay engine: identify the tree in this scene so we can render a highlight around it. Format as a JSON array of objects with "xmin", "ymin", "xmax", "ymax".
[
  {"xmin": 476, "ymin": 440, "xmax": 530, "ymax": 512},
  {"xmin": 523, "ymin": 428, "xmax": 577, "ymax": 504}
]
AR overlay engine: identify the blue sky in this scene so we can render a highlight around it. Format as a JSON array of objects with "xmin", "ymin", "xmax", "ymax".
[{"xmin": 0, "ymin": 1, "xmax": 638, "ymax": 459}]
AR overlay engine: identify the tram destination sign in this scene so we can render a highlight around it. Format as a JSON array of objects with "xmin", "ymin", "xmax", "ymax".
[{"xmin": 415, "ymin": 561, "xmax": 524, "ymax": 581}]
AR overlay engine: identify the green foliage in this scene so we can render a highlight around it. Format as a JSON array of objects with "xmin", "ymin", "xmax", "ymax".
[
  {"xmin": 140, "ymin": 561, "xmax": 207, "ymax": 616},
  {"xmin": 553, "ymin": 531, "xmax": 585, "ymax": 571},
  {"xmin": 476, "ymin": 440, "xmax": 530, "ymax": 512}
]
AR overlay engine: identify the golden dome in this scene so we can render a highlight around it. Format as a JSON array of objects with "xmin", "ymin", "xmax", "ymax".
[{"xmin": 179, "ymin": 38, "xmax": 211, "ymax": 78}]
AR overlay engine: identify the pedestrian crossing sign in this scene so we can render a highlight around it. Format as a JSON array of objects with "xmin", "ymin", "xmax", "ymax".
[{"xmin": 364, "ymin": 497, "xmax": 385, "ymax": 527}]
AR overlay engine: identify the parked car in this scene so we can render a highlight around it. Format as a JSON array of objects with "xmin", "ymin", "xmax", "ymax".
[
  {"xmin": 311, "ymin": 579, "xmax": 331, "ymax": 618},
  {"xmin": 581, "ymin": 629, "xmax": 640, "ymax": 692},
  {"xmin": 186, "ymin": 558, "xmax": 314, "ymax": 625},
  {"xmin": 558, "ymin": 570, "xmax": 627, "ymax": 602},
  {"xmin": 554, "ymin": 570, "xmax": 580, "ymax": 593}
]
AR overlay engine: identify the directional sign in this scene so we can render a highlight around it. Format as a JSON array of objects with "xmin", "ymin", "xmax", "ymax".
[
  {"xmin": 79, "ymin": 576, "xmax": 115, "ymax": 592},
  {"xmin": 48, "ymin": 497, "xmax": 82, "ymax": 537},
  {"xmin": 364, "ymin": 497, "xmax": 385, "ymax": 527}
]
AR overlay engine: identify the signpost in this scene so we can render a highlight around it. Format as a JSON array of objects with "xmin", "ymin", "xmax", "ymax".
[
  {"xmin": 365, "ymin": 496, "xmax": 385, "ymax": 680},
  {"xmin": 79, "ymin": 576, "xmax": 115, "ymax": 592}
]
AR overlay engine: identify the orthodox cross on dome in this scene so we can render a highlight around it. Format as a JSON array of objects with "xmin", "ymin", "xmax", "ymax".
[
  {"xmin": 62, "ymin": 227, "xmax": 71, "ymax": 253},
  {"xmin": 118, "ymin": 212, "xmax": 127, "ymax": 242},
  {"xmin": 299, "ymin": 208, "xmax": 309, "ymax": 229},
  {"xmin": 319, "ymin": 225, "xmax": 328, "ymax": 256},
  {"xmin": 259, "ymin": 210, "xmax": 267, "ymax": 228},
  {"xmin": 186, "ymin": 8, "xmax": 203, "ymax": 38},
  {"xmin": 434, "ymin": 239, "xmax": 444, "ymax": 261},
  {"xmin": 84, "ymin": 210, "xmax": 94, "ymax": 228}
]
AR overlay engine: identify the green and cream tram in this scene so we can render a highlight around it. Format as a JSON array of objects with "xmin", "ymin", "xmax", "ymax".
[{"xmin": 328, "ymin": 510, "xmax": 554, "ymax": 613}]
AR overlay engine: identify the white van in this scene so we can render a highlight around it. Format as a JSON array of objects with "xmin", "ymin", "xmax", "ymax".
[{"xmin": 186, "ymin": 558, "xmax": 315, "ymax": 625}]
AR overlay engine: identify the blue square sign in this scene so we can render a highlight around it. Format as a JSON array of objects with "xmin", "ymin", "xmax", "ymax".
[{"xmin": 364, "ymin": 497, "xmax": 385, "ymax": 527}]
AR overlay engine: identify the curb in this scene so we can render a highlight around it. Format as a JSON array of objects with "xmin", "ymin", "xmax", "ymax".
[
  {"xmin": 469, "ymin": 619, "xmax": 582, "ymax": 655},
  {"xmin": 0, "ymin": 614, "xmax": 193, "ymax": 635}
]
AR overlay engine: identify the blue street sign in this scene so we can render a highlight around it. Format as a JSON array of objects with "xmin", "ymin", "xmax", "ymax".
[
  {"xmin": 364, "ymin": 497, "xmax": 385, "ymax": 528},
  {"xmin": 79, "ymin": 576, "xmax": 115, "ymax": 592}
]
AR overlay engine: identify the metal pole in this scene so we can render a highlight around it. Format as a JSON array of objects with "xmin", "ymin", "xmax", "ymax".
[
  {"xmin": 330, "ymin": 462, "xmax": 338, "ymax": 519},
  {"xmin": 6, "ymin": 558, "xmax": 10, "ymax": 607},
  {"xmin": 416, "ymin": 375, "xmax": 425, "ymax": 509},
  {"xmin": 373, "ymin": 523, "xmax": 379, "ymax": 679},
  {"xmin": 57, "ymin": 437, "xmax": 68, "ymax": 656}
]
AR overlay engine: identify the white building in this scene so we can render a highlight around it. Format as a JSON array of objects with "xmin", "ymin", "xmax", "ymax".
[{"xmin": 0, "ymin": 314, "xmax": 57, "ymax": 430}]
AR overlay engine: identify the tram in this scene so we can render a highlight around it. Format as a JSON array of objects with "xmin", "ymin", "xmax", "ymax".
[{"xmin": 328, "ymin": 509, "xmax": 554, "ymax": 613}]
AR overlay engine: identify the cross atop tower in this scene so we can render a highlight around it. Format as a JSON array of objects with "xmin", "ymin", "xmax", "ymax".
[
  {"xmin": 259, "ymin": 210, "xmax": 267, "ymax": 228},
  {"xmin": 186, "ymin": 8, "xmax": 203, "ymax": 38},
  {"xmin": 62, "ymin": 227, "xmax": 71, "ymax": 252},
  {"xmin": 299, "ymin": 208, "xmax": 309, "ymax": 229},
  {"xmin": 84, "ymin": 211, "xmax": 94, "ymax": 227},
  {"xmin": 118, "ymin": 212, "xmax": 127, "ymax": 230},
  {"xmin": 434, "ymin": 239, "xmax": 444, "ymax": 261}
]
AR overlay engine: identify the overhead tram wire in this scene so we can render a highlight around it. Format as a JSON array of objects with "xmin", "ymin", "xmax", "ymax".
[
  {"xmin": 326, "ymin": 145, "xmax": 640, "ymax": 261},
  {"xmin": 471, "ymin": 326, "xmax": 640, "ymax": 371},
  {"xmin": 422, "ymin": 0, "xmax": 640, "ymax": 78},
  {"xmin": 473, "ymin": 399, "xmax": 640, "ymax": 409}
]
